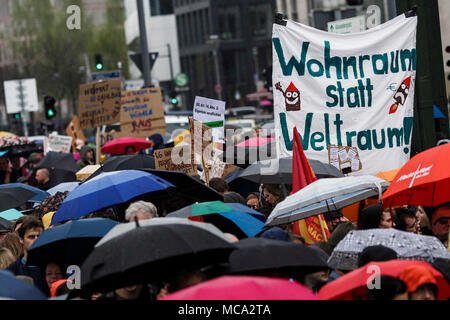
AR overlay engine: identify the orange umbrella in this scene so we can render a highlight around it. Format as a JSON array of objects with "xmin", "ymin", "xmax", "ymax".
[
  {"xmin": 375, "ymin": 168, "xmax": 400, "ymax": 182},
  {"xmin": 318, "ymin": 260, "xmax": 449, "ymax": 300},
  {"xmin": 382, "ymin": 143, "xmax": 450, "ymax": 207}
]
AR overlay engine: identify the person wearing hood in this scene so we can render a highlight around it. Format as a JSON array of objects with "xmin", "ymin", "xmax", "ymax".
[
  {"xmin": 76, "ymin": 145, "xmax": 95, "ymax": 170},
  {"xmin": 148, "ymin": 134, "xmax": 164, "ymax": 156}
]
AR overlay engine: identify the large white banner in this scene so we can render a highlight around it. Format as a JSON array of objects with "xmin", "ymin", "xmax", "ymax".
[{"xmin": 273, "ymin": 14, "xmax": 417, "ymax": 175}]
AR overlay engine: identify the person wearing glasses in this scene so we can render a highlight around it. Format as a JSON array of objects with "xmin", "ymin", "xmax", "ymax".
[
  {"xmin": 394, "ymin": 207, "xmax": 420, "ymax": 234},
  {"xmin": 424, "ymin": 203, "xmax": 450, "ymax": 248},
  {"xmin": 246, "ymin": 193, "xmax": 261, "ymax": 210}
]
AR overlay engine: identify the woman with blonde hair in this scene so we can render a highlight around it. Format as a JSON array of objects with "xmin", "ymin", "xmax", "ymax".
[
  {"xmin": 0, "ymin": 247, "xmax": 15, "ymax": 269},
  {"xmin": 0, "ymin": 232, "xmax": 23, "ymax": 260}
]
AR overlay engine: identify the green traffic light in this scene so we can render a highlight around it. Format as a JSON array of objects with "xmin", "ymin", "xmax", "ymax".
[
  {"xmin": 96, "ymin": 63, "xmax": 103, "ymax": 70},
  {"xmin": 14, "ymin": 113, "xmax": 20, "ymax": 119},
  {"xmin": 171, "ymin": 98, "xmax": 178, "ymax": 104},
  {"xmin": 48, "ymin": 109, "xmax": 54, "ymax": 117}
]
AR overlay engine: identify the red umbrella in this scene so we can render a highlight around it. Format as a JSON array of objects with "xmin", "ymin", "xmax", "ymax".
[
  {"xmin": 318, "ymin": 260, "xmax": 449, "ymax": 300},
  {"xmin": 236, "ymin": 137, "xmax": 273, "ymax": 147},
  {"xmin": 382, "ymin": 143, "xmax": 450, "ymax": 207},
  {"xmin": 160, "ymin": 275, "xmax": 320, "ymax": 300},
  {"xmin": 101, "ymin": 137, "xmax": 152, "ymax": 155}
]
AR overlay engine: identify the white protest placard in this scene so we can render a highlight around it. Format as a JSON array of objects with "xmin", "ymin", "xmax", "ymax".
[
  {"xmin": 273, "ymin": 14, "xmax": 417, "ymax": 175},
  {"xmin": 45, "ymin": 133, "xmax": 73, "ymax": 154},
  {"xmin": 193, "ymin": 96, "xmax": 226, "ymax": 143}
]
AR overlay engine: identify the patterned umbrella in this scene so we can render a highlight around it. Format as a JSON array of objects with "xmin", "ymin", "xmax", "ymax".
[
  {"xmin": 0, "ymin": 131, "xmax": 16, "ymax": 138},
  {"xmin": 327, "ymin": 228, "xmax": 450, "ymax": 271}
]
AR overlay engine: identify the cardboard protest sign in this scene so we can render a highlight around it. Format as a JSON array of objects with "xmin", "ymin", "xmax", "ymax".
[
  {"xmin": 78, "ymin": 79, "xmax": 121, "ymax": 129},
  {"xmin": 154, "ymin": 147, "xmax": 197, "ymax": 176},
  {"xmin": 99, "ymin": 130, "xmax": 121, "ymax": 148},
  {"xmin": 188, "ymin": 116, "xmax": 213, "ymax": 164},
  {"xmin": 120, "ymin": 87, "xmax": 166, "ymax": 138},
  {"xmin": 66, "ymin": 116, "xmax": 86, "ymax": 150},
  {"xmin": 273, "ymin": 14, "xmax": 417, "ymax": 175},
  {"xmin": 204, "ymin": 156, "xmax": 239, "ymax": 180},
  {"xmin": 193, "ymin": 96, "xmax": 226, "ymax": 143},
  {"xmin": 76, "ymin": 165, "xmax": 101, "ymax": 181},
  {"xmin": 328, "ymin": 145, "xmax": 362, "ymax": 173},
  {"xmin": 45, "ymin": 133, "xmax": 73, "ymax": 154}
]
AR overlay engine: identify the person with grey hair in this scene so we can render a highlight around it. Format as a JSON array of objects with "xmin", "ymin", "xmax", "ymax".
[{"xmin": 125, "ymin": 201, "xmax": 158, "ymax": 222}]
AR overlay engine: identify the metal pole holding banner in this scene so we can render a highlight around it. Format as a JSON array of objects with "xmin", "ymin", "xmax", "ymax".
[
  {"xmin": 96, "ymin": 126, "xmax": 100, "ymax": 165},
  {"xmin": 18, "ymin": 80, "xmax": 28, "ymax": 137},
  {"xmin": 136, "ymin": 0, "xmax": 152, "ymax": 87}
]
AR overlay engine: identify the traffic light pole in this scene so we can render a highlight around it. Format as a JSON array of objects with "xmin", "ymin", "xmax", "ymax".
[
  {"xmin": 17, "ymin": 80, "xmax": 28, "ymax": 137},
  {"xmin": 137, "ymin": 0, "xmax": 152, "ymax": 87}
]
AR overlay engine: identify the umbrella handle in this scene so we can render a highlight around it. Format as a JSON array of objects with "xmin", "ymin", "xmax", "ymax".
[{"xmin": 375, "ymin": 182, "xmax": 382, "ymax": 203}]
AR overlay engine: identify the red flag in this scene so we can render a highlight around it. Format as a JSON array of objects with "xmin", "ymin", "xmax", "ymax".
[{"xmin": 291, "ymin": 127, "xmax": 330, "ymax": 244}]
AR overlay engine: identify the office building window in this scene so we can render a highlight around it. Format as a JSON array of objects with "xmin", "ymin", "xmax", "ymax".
[
  {"xmin": 217, "ymin": 5, "xmax": 240, "ymax": 40},
  {"xmin": 150, "ymin": 0, "xmax": 173, "ymax": 16},
  {"xmin": 249, "ymin": 3, "xmax": 272, "ymax": 37},
  {"xmin": 291, "ymin": 0, "xmax": 298, "ymax": 20},
  {"xmin": 281, "ymin": 0, "xmax": 287, "ymax": 14}
]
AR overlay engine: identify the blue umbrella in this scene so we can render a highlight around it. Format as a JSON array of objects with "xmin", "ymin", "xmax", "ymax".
[
  {"xmin": 0, "ymin": 269, "xmax": 47, "ymax": 300},
  {"xmin": 0, "ymin": 183, "xmax": 49, "ymax": 202},
  {"xmin": 51, "ymin": 170, "xmax": 174, "ymax": 225},
  {"xmin": 167, "ymin": 201, "xmax": 266, "ymax": 238},
  {"xmin": 27, "ymin": 218, "xmax": 119, "ymax": 268},
  {"xmin": 47, "ymin": 181, "xmax": 80, "ymax": 196},
  {"xmin": 225, "ymin": 202, "xmax": 266, "ymax": 223},
  {"xmin": 0, "ymin": 208, "xmax": 24, "ymax": 221}
]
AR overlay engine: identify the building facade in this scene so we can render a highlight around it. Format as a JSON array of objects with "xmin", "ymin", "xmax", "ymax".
[
  {"xmin": 173, "ymin": 0, "xmax": 276, "ymax": 110},
  {"xmin": 124, "ymin": 0, "xmax": 181, "ymax": 102}
]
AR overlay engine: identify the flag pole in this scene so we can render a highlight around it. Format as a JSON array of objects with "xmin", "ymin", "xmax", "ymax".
[
  {"xmin": 96, "ymin": 126, "xmax": 100, "ymax": 165},
  {"xmin": 319, "ymin": 215, "xmax": 328, "ymax": 241}
]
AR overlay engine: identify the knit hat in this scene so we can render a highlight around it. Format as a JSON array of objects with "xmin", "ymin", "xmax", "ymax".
[
  {"xmin": 223, "ymin": 191, "xmax": 246, "ymax": 205},
  {"xmin": 260, "ymin": 227, "xmax": 291, "ymax": 242},
  {"xmin": 357, "ymin": 245, "xmax": 398, "ymax": 267},
  {"xmin": 398, "ymin": 265, "xmax": 438, "ymax": 293}
]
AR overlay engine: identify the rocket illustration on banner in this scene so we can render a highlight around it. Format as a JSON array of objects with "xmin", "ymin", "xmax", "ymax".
[{"xmin": 389, "ymin": 76, "xmax": 411, "ymax": 114}]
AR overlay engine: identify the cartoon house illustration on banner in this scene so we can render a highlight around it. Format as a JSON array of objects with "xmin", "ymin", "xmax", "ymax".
[{"xmin": 275, "ymin": 81, "xmax": 301, "ymax": 111}]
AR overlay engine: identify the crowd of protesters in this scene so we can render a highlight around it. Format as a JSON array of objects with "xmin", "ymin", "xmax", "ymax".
[{"xmin": 0, "ymin": 133, "xmax": 448, "ymax": 301}]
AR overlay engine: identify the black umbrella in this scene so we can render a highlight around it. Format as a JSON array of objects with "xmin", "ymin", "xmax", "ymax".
[
  {"xmin": 83, "ymin": 154, "xmax": 156, "ymax": 182},
  {"xmin": 139, "ymin": 169, "xmax": 224, "ymax": 214},
  {"xmin": 237, "ymin": 157, "xmax": 344, "ymax": 184},
  {"xmin": 5, "ymin": 142, "xmax": 43, "ymax": 158},
  {"xmin": 0, "ymin": 187, "xmax": 37, "ymax": 212},
  {"xmin": 0, "ymin": 216, "xmax": 13, "ymax": 232},
  {"xmin": 79, "ymin": 218, "xmax": 235, "ymax": 294},
  {"xmin": 225, "ymin": 237, "xmax": 329, "ymax": 276},
  {"xmin": 35, "ymin": 151, "xmax": 78, "ymax": 185}
]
